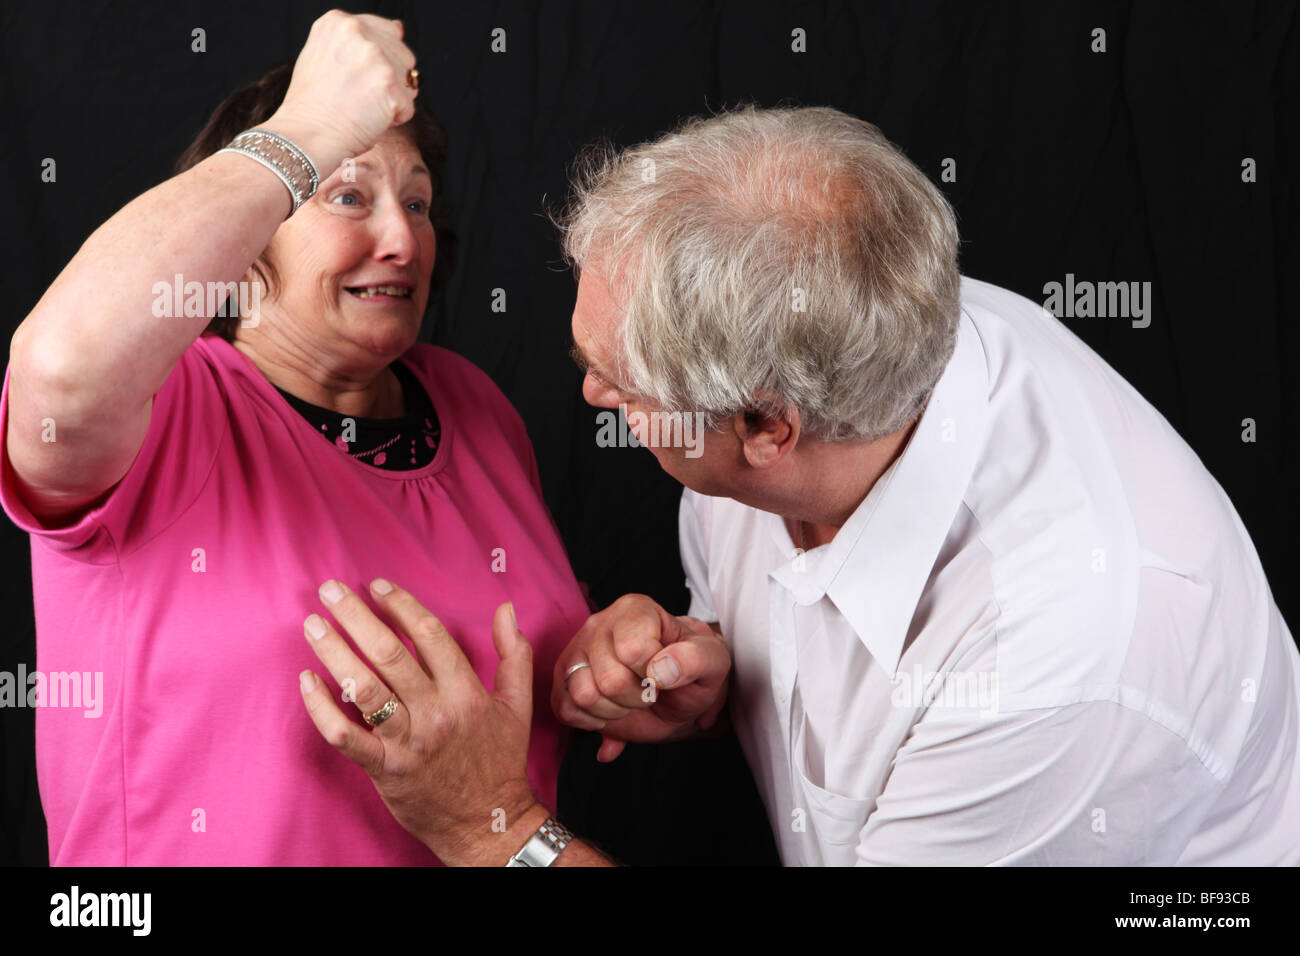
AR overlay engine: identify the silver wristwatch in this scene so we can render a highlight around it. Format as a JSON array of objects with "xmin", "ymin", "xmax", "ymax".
[{"xmin": 505, "ymin": 816, "xmax": 574, "ymax": 867}]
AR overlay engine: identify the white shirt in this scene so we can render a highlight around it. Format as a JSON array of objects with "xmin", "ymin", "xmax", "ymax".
[{"xmin": 679, "ymin": 276, "xmax": 1300, "ymax": 866}]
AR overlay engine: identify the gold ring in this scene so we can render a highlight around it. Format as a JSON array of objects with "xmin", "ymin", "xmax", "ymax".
[
  {"xmin": 406, "ymin": 68, "xmax": 420, "ymax": 91},
  {"xmin": 365, "ymin": 693, "xmax": 401, "ymax": 726}
]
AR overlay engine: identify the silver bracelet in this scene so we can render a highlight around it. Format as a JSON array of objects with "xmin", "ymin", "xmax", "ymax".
[
  {"xmin": 217, "ymin": 127, "xmax": 320, "ymax": 217},
  {"xmin": 505, "ymin": 816, "xmax": 574, "ymax": 867}
]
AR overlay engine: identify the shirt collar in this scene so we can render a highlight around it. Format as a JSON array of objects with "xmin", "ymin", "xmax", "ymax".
[{"xmin": 768, "ymin": 307, "xmax": 990, "ymax": 672}]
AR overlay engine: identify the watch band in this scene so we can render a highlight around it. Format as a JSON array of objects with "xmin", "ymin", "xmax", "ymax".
[{"xmin": 505, "ymin": 816, "xmax": 574, "ymax": 867}]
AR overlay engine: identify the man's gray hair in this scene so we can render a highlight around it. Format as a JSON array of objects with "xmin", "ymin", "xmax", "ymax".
[{"xmin": 557, "ymin": 105, "xmax": 961, "ymax": 443}]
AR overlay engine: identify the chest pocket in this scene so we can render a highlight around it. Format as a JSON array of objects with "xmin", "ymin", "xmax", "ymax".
[{"xmin": 789, "ymin": 681, "xmax": 876, "ymax": 866}]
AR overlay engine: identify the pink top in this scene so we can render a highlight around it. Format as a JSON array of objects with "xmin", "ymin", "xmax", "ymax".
[{"xmin": 0, "ymin": 336, "xmax": 591, "ymax": 865}]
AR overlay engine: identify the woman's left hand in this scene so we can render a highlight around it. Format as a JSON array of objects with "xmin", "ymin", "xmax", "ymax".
[{"xmin": 298, "ymin": 578, "xmax": 538, "ymax": 864}]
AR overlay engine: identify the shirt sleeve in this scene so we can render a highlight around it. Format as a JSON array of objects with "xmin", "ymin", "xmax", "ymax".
[
  {"xmin": 854, "ymin": 693, "xmax": 1218, "ymax": 866},
  {"xmin": 0, "ymin": 342, "xmax": 229, "ymax": 561},
  {"xmin": 677, "ymin": 488, "xmax": 718, "ymax": 622}
]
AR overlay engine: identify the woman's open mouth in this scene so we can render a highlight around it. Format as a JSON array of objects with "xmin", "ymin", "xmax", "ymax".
[{"xmin": 345, "ymin": 285, "xmax": 414, "ymax": 301}]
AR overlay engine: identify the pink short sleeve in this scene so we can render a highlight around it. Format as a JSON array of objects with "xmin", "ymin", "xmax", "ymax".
[{"xmin": 0, "ymin": 341, "xmax": 229, "ymax": 561}]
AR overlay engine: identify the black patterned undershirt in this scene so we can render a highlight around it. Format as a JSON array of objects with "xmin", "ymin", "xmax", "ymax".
[{"xmin": 275, "ymin": 361, "xmax": 441, "ymax": 470}]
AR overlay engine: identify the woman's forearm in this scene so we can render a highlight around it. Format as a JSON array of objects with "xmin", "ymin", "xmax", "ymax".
[
  {"xmin": 7, "ymin": 115, "xmax": 344, "ymax": 512},
  {"xmin": 12, "ymin": 114, "xmax": 345, "ymax": 418}
]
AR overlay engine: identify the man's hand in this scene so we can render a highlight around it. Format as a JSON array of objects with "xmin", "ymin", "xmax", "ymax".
[
  {"xmin": 552, "ymin": 594, "xmax": 731, "ymax": 761},
  {"xmin": 297, "ymin": 578, "xmax": 538, "ymax": 865}
]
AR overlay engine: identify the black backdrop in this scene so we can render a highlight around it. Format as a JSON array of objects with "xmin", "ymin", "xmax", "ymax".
[{"xmin": 0, "ymin": 0, "xmax": 1295, "ymax": 867}]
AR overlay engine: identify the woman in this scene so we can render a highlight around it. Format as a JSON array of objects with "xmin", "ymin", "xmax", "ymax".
[{"xmin": 1, "ymin": 11, "xmax": 591, "ymax": 865}]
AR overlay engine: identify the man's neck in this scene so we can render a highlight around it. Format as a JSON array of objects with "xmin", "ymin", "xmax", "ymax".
[{"xmin": 777, "ymin": 417, "xmax": 918, "ymax": 549}]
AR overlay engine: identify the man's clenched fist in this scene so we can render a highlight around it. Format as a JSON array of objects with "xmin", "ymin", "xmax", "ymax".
[{"xmin": 552, "ymin": 594, "xmax": 731, "ymax": 761}]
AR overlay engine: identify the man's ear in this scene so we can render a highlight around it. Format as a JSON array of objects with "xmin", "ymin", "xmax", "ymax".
[{"xmin": 732, "ymin": 396, "xmax": 801, "ymax": 469}]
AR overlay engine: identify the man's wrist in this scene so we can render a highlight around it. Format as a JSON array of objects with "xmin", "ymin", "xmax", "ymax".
[
  {"xmin": 440, "ymin": 796, "xmax": 551, "ymax": 867},
  {"xmin": 493, "ymin": 806, "xmax": 566, "ymax": 868},
  {"xmin": 477, "ymin": 802, "xmax": 552, "ymax": 866}
]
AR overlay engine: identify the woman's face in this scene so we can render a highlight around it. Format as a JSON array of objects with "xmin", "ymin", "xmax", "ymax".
[{"xmin": 255, "ymin": 128, "xmax": 436, "ymax": 363}]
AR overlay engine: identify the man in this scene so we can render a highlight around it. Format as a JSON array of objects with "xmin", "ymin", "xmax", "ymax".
[{"xmin": 301, "ymin": 104, "xmax": 1300, "ymax": 866}]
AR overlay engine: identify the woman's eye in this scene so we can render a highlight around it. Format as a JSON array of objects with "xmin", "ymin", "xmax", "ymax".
[
  {"xmin": 332, "ymin": 192, "xmax": 361, "ymax": 206},
  {"xmin": 406, "ymin": 199, "xmax": 430, "ymax": 214}
]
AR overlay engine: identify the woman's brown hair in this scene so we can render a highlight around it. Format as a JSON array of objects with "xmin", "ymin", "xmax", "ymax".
[{"xmin": 175, "ymin": 62, "xmax": 458, "ymax": 341}]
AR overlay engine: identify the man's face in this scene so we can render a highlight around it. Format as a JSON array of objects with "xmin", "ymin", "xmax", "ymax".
[{"xmin": 570, "ymin": 269, "xmax": 741, "ymax": 496}]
